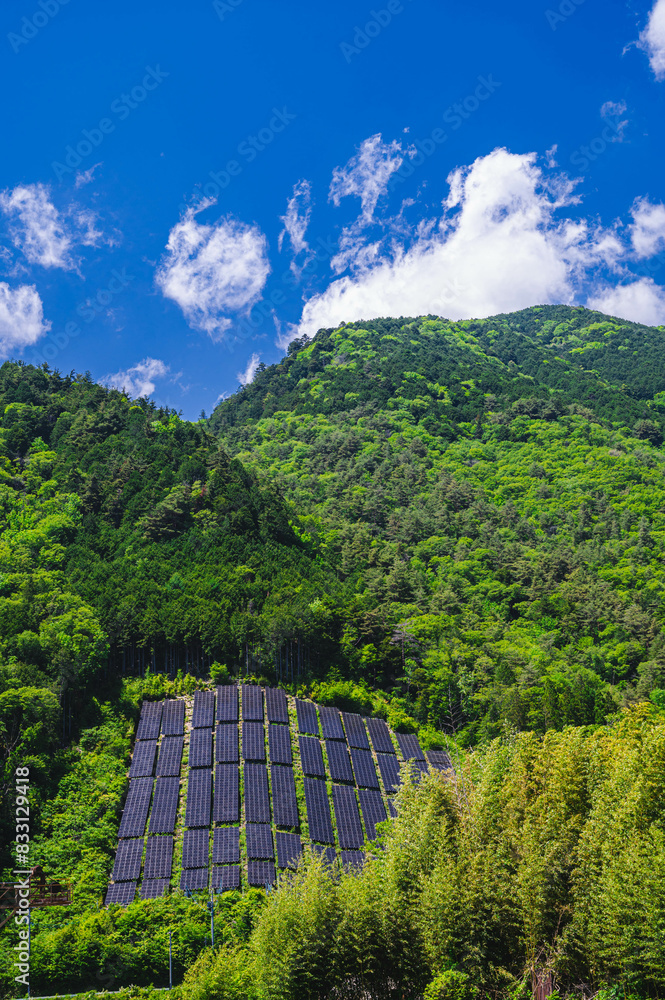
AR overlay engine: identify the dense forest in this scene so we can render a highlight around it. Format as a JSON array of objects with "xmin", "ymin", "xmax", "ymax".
[{"xmin": 1, "ymin": 304, "xmax": 665, "ymax": 998}]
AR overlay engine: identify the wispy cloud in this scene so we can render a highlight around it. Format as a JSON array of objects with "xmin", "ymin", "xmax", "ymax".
[
  {"xmin": 75, "ymin": 163, "xmax": 103, "ymax": 189},
  {"xmin": 329, "ymin": 134, "xmax": 408, "ymax": 224},
  {"xmin": 278, "ymin": 180, "xmax": 312, "ymax": 257},
  {"xmin": 0, "ymin": 282, "xmax": 51, "ymax": 357},
  {"xmin": 237, "ymin": 352, "xmax": 261, "ymax": 385},
  {"xmin": 0, "ymin": 182, "xmax": 101, "ymax": 271},
  {"xmin": 638, "ymin": 0, "xmax": 665, "ymax": 80},
  {"xmin": 600, "ymin": 100, "xmax": 629, "ymax": 140},
  {"xmin": 155, "ymin": 202, "xmax": 270, "ymax": 341},
  {"xmin": 103, "ymin": 357, "xmax": 170, "ymax": 398}
]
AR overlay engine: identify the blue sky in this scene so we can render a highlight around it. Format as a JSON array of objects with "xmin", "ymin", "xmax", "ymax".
[{"xmin": 1, "ymin": 0, "xmax": 664, "ymax": 417}]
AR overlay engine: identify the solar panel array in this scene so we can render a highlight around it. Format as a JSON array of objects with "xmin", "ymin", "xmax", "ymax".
[{"xmin": 108, "ymin": 684, "xmax": 449, "ymax": 903}]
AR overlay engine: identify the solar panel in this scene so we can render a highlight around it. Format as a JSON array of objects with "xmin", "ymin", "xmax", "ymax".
[
  {"xmin": 396, "ymin": 733, "xmax": 425, "ymax": 761},
  {"xmin": 271, "ymin": 765, "xmax": 299, "ymax": 828},
  {"xmin": 318, "ymin": 705, "xmax": 345, "ymax": 740},
  {"xmin": 182, "ymin": 828, "xmax": 209, "ymax": 869},
  {"xmin": 295, "ymin": 699, "xmax": 319, "ymax": 735},
  {"xmin": 268, "ymin": 724, "xmax": 292, "ymax": 764},
  {"xmin": 376, "ymin": 753, "xmax": 401, "ymax": 793},
  {"xmin": 246, "ymin": 823, "xmax": 274, "ymax": 859},
  {"xmin": 136, "ymin": 701, "xmax": 162, "ymax": 741},
  {"xmin": 189, "ymin": 728, "xmax": 213, "ymax": 769},
  {"xmin": 276, "ymin": 831, "xmax": 302, "ymax": 870},
  {"xmin": 325, "ymin": 740, "xmax": 354, "ymax": 783},
  {"xmin": 216, "ymin": 685, "xmax": 238, "ymax": 722},
  {"xmin": 265, "ymin": 686, "xmax": 289, "ymax": 723},
  {"xmin": 180, "ymin": 868, "xmax": 208, "ymax": 891},
  {"xmin": 149, "ymin": 777, "xmax": 180, "ymax": 835},
  {"xmin": 299, "ymin": 735, "xmax": 325, "ymax": 777},
  {"xmin": 212, "ymin": 826, "xmax": 240, "ymax": 864},
  {"xmin": 365, "ymin": 717, "xmax": 395, "ymax": 755},
  {"xmin": 111, "ymin": 838, "xmax": 143, "ymax": 881},
  {"xmin": 156, "ymin": 736, "xmax": 184, "ymax": 777},
  {"xmin": 342, "ymin": 713, "xmax": 369, "ymax": 749},
  {"xmin": 212, "ymin": 865, "xmax": 241, "ymax": 892},
  {"xmin": 192, "ymin": 690, "xmax": 215, "ymax": 729},
  {"xmin": 162, "ymin": 700, "xmax": 185, "ymax": 736},
  {"xmin": 244, "ymin": 764, "xmax": 270, "ymax": 823},
  {"xmin": 241, "ymin": 685, "xmax": 263, "ymax": 721},
  {"xmin": 118, "ymin": 778, "xmax": 153, "ymax": 838},
  {"xmin": 350, "ymin": 747, "xmax": 379, "ymax": 789},
  {"xmin": 144, "ymin": 836, "xmax": 173, "ymax": 879},
  {"xmin": 358, "ymin": 788, "xmax": 387, "ymax": 841},
  {"xmin": 215, "ymin": 723, "xmax": 239, "ymax": 763},
  {"xmin": 332, "ymin": 785, "xmax": 364, "ymax": 850},
  {"xmin": 340, "ymin": 851, "xmax": 365, "ymax": 873},
  {"xmin": 140, "ymin": 878, "xmax": 169, "ymax": 899},
  {"xmin": 312, "ymin": 844, "xmax": 336, "ymax": 866},
  {"xmin": 386, "ymin": 797, "xmax": 398, "ymax": 818},
  {"xmin": 242, "ymin": 721, "xmax": 266, "ymax": 761},
  {"xmin": 105, "ymin": 881, "xmax": 136, "ymax": 906},
  {"xmin": 129, "ymin": 740, "xmax": 157, "ymax": 778},
  {"xmin": 247, "ymin": 861, "xmax": 275, "ymax": 888},
  {"xmin": 185, "ymin": 769, "xmax": 212, "ymax": 827},
  {"xmin": 303, "ymin": 777, "xmax": 334, "ymax": 844},
  {"xmin": 213, "ymin": 764, "xmax": 239, "ymax": 823},
  {"xmin": 409, "ymin": 758, "xmax": 429, "ymax": 783},
  {"xmin": 427, "ymin": 750, "xmax": 453, "ymax": 771}
]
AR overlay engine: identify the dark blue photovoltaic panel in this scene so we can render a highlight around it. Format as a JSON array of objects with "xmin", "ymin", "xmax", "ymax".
[
  {"xmin": 247, "ymin": 861, "xmax": 275, "ymax": 887},
  {"xmin": 182, "ymin": 828, "xmax": 209, "ymax": 869},
  {"xmin": 295, "ymin": 699, "xmax": 319, "ymax": 735},
  {"xmin": 332, "ymin": 785, "xmax": 364, "ymax": 850},
  {"xmin": 215, "ymin": 724, "xmax": 238, "ymax": 763},
  {"xmin": 129, "ymin": 740, "xmax": 157, "ymax": 778},
  {"xmin": 244, "ymin": 764, "xmax": 270, "ymax": 823},
  {"xmin": 185, "ymin": 769, "xmax": 212, "ymax": 828},
  {"xmin": 318, "ymin": 705, "xmax": 345, "ymax": 740},
  {"xmin": 242, "ymin": 685, "xmax": 264, "ymax": 721},
  {"xmin": 350, "ymin": 747, "xmax": 379, "ymax": 789},
  {"xmin": 358, "ymin": 788, "xmax": 388, "ymax": 841},
  {"xmin": 212, "ymin": 826, "xmax": 240, "ymax": 864},
  {"xmin": 212, "ymin": 865, "xmax": 241, "ymax": 892},
  {"xmin": 312, "ymin": 844, "xmax": 336, "ymax": 866},
  {"xmin": 276, "ymin": 832, "xmax": 302, "ymax": 869},
  {"xmin": 144, "ymin": 836, "xmax": 173, "ymax": 879},
  {"xmin": 180, "ymin": 868, "xmax": 208, "ymax": 891},
  {"xmin": 118, "ymin": 777, "xmax": 153, "ymax": 839},
  {"xmin": 271, "ymin": 765, "xmax": 299, "ymax": 828},
  {"xmin": 325, "ymin": 740, "xmax": 354, "ymax": 783},
  {"xmin": 365, "ymin": 717, "xmax": 395, "ymax": 755},
  {"xmin": 268, "ymin": 724, "xmax": 292, "ymax": 764},
  {"xmin": 342, "ymin": 713, "xmax": 369, "ymax": 749},
  {"xmin": 149, "ymin": 777, "xmax": 180, "ymax": 835},
  {"xmin": 106, "ymin": 881, "xmax": 136, "ymax": 905},
  {"xmin": 265, "ymin": 686, "xmax": 288, "ymax": 723},
  {"xmin": 162, "ymin": 700, "xmax": 185, "ymax": 736},
  {"xmin": 341, "ymin": 851, "xmax": 365, "ymax": 872},
  {"xmin": 216, "ymin": 685, "xmax": 238, "ymax": 722},
  {"xmin": 213, "ymin": 764, "xmax": 239, "ymax": 823},
  {"xmin": 303, "ymin": 777, "xmax": 334, "ymax": 844},
  {"xmin": 242, "ymin": 721, "xmax": 266, "ymax": 761},
  {"xmin": 299, "ymin": 735, "xmax": 325, "ymax": 777},
  {"xmin": 189, "ymin": 727, "xmax": 213, "ymax": 768},
  {"xmin": 246, "ymin": 823, "xmax": 274, "ymax": 859},
  {"xmin": 140, "ymin": 878, "xmax": 169, "ymax": 899},
  {"xmin": 396, "ymin": 733, "xmax": 425, "ymax": 761},
  {"xmin": 156, "ymin": 736, "xmax": 184, "ymax": 776},
  {"xmin": 136, "ymin": 701, "xmax": 162, "ymax": 741},
  {"xmin": 387, "ymin": 797, "xmax": 397, "ymax": 818},
  {"xmin": 376, "ymin": 753, "xmax": 401, "ymax": 794},
  {"xmin": 427, "ymin": 750, "xmax": 452, "ymax": 772},
  {"xmin": 111, "ymin": 838, "xmax": 143, "ymax": 881},
  {"xmin": 192, "ymin": 690, "xmax": 215, "ymax": 729}
]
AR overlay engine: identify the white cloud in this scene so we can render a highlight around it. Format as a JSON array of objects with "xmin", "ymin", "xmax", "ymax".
[
  {"xmin": 587, "ymin": 278, "xmax": 665, "ymax": 326},
  {"xmin": 296, "ymin": 148, "xmax": 629, "ymax": 339},
  {"xmin": 638, "ymin": 0, "xmax": 665, "ymax": 80},
  {"xmin": 329, "ymin": 134, "xmax": 408, "ymax": 224},
  {"xmin": 104, "ymin": 358, "xmax": 170, "ymax": 398},
  {"xmin": 0, "ymin": 282, "xmax": 51, "ymax": 357},
  {"xmin": 278, "ymin": 180, "xmax": 312, "ymax": 257},
  {"xmin": 0, "ymin": 183, "xmax": 100, "ymax": 270},
  {"xmin": 75, "ymin": 163, "xmax": 103, "ymax": 189},
  {"xmin": 155, "ymin": 203, "xmax": 270, "ymax": 341},
  {"xmin": 237, "ymin": 352, "xmax": 261, "ymax": 386},
  {"xmin": 600, "ymin": 100, "xmax": 629, "ymax": 141},
  {"xmin": 630, "ymin": 197, "xmax": 665, "ymax": 258}
]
